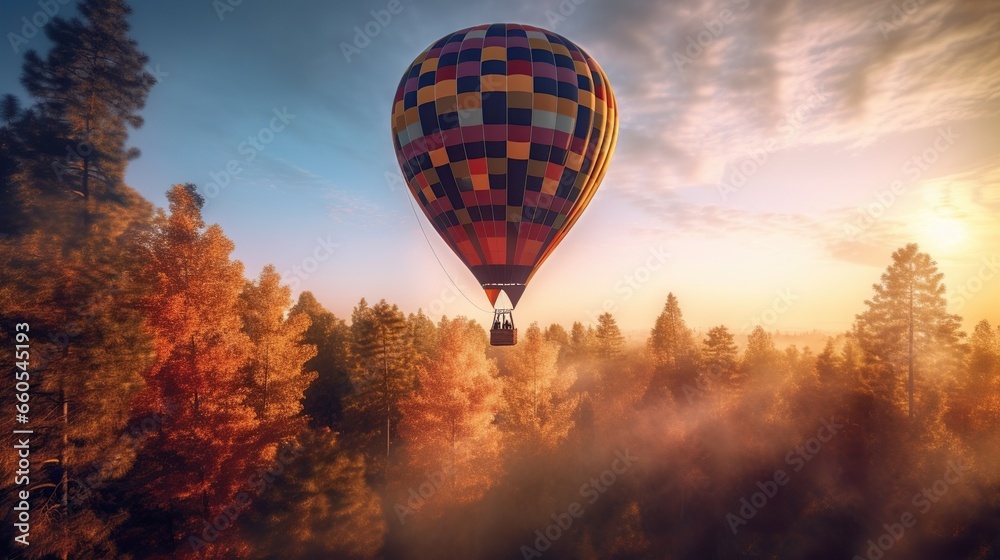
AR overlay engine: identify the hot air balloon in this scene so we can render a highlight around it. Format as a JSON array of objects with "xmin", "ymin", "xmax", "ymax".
[{"xmin": 391, "ymin": 23, "xmax": 617, "ymax": 345}]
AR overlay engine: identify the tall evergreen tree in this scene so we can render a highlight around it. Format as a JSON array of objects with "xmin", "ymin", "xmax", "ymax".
[
  {"xmin": 647, "ymin": 293, "xmax": 700, "ymax": 398},
  {"xmin": 16, "ymin": 0, "xmax": 155, "ymax": 234},
  {"xmin": 853, "ymin": 244, "xmax": 965, "ymax": 417},
  {"xmin": 648, "ymin": 293, "xmax": 695, "ymax": 366},
  {"xmin": 968, "ymin": 319, "xmax": 999, "ymax": 384},
  {"xmin": 0, "ymin": 94, "xmax": 26, "ymax": 234},
  {"xmin": 741, "ymin": 326, "xmax": 781, "ymax": 381},
  {"xmin": 291, "ymin": 291, "xmax": 353, "ymax": 429},
  {"xmin": 0, "ymin": 2, "xmax": 155, "ymax": 556},
  {"xmin": 406, "ymin": 308, "xmax": 438, "ymax": 366},
  {"xmin": 594, "ymin": 312, "xmax": 625, "ymax": 358},
  {"xmin": 702, "ymin": 325, "xmax": 739, "ymax": 383},
  {"xmin": 344, "ymin": 298, "xmax": 417, "ymax": 478}
]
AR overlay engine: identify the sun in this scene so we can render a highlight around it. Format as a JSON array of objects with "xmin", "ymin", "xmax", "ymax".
[{"xmin": 920, "ymin": 213, "xmax": 967, "ymax": 250}]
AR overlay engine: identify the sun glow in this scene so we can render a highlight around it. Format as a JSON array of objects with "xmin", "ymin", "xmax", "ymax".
[{"xmin": 920, "ymin": 213, "xmax": 967, "ymax": 250}]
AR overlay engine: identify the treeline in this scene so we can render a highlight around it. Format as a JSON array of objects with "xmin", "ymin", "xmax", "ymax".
[{"xmin": 2, "ymin": 2, "xmax": 1000, "ymax": 559}]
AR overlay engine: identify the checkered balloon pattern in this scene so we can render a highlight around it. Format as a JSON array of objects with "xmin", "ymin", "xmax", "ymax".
[{"xmin": 391, "ymin": 23, "xmax": 618, "ymax": 308}]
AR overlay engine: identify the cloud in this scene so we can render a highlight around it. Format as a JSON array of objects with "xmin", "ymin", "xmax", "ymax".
[
  {"xmin": 251, "ymin": 158, "xmax": 397, "ymax": 225},
  {"xmin": 556, "ymin": 0, "xmax": 1000, "ymax": 193}
]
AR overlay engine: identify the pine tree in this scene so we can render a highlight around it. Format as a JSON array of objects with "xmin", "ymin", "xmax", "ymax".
[
  {"xmin": 0, "ymin": 2, "xmax": 155, "ymax": 556},
  {"xmin": 968, "ymin": 319, "xmax": 999, "ymax": 385},
  {"xmin": 396, "ymin": 317, "xmax": 502, "ymax": 515},
  {"xmin": 702, "ymin": 325, "xmax": 739, "ymax": 383},
  {"xmin": 290, "ymin": 291, "xmax": 353, "ymax": 429},
  {"xmin": 647, "ymin": 293, "xmax": 699, "ymax": 397},
  {"xmin": 568, "ymin": 321, "xmax": 594, "ymax": 360},
  {"xmin": 853, "ymin": 244, "xmax": 965, "ymax": 417},
  {"xmin": 0, "ymin": 94, "xmax": 25, "ymax": 234},
  {"xmin": 238, "ymin": 430, "xmax": 385, "ymax": 560},
  {"xmin": 741, "ymin": 326, "xmax": 780, "ymax": 381},
  {"xmin": 649, "ymin": 293, "xmax": 695, "ymax": 366},
  {"xmin": 816, "ymin": 338, "xmax": 841, "ymax": 383},
  {"xmin": 407, "ymin": 308, "xmax": 438, "ymax": 366},
  {"xmin": 594, "ymin": 312, "xmax": 625, "ymax": 358},
  {"xmin": 343, "ymin": 298, "xmax": 417, "ymax": 478},
  {"xmin": 16, "ymin": 0, "xmax": 154, "ymax": 235}
]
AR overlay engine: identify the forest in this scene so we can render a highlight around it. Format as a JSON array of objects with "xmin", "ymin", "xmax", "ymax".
[{"xmin": 1, "ymin": 1, "xmax": 999, "ymax": 559}]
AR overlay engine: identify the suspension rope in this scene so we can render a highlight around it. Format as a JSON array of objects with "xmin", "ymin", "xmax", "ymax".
[{"xmin": 398, "ymin": 180, "xmax": 494, "ymax": 315}]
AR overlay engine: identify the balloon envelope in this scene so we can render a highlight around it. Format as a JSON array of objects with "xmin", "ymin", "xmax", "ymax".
[{"xmin": 391, "ymin": 23, "xmax": 617, "ymax": 308}]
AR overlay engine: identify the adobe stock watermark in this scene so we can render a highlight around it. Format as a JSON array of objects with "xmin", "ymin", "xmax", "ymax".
[
  {"xmin": 853, "ymin": 459, "xmax": 969, "ymax": 560},
  {"xmin": 200, "ymin": 107, "xmax": 296, "ymax": 203},
  {"xmin": 672, "ymin": 0, "xmax": 751, "ymax": 75},
  {"xmin": 213, "ymin": 0, "xmax": 247, "ymax": 22},
  {"xmin": 340, "ymin": 0, "xmax": 408, "ymax": 63},
  {"xmin": 282, "ymin": 235, "xmax": 340, "ymax": 292},
  {"xmin": 7, "ymin": 0, "xmax": 73, "ymax": 54},
  {"xmin": 717, "ymin": 85, "xmax": 829, "ymax": 201},
  {"xmin": 422, "ymin": 279, "xmax": 485, "ymax": 317},
  {"xmin": 582, "ymin": 246, "xmax": 670, "ymax": 325},
  {"xmin": 188, "ymin": 442, "xmax": 303, "ymax": 553},
  {"xmin": 727, "ymin": 417, "xmax": 843, "ymax": 534},
  {"xmin": 521, "ymin": 449, "xmax": 638, "ymax": 559},
  {"xmin": 740, "ymin": 288, "xmax": 799, "ymax": 333},
  {"xmin": 876, "ymin": 0, "xmax": 931, "ymax": 40},
  {"xmin": 948, "ymin": 254, "xmax": 999, "ymax": 311},
  {"xmin": 393, "ymin": 460, "xmax": 456, "ymax": 524},
  {"xmin": 545, "ymin": 0, "xmax": 588, "ymax": 30},
  {"xmin": 842, "ymin": 127, "xmax": 958, "ymax": 239}
]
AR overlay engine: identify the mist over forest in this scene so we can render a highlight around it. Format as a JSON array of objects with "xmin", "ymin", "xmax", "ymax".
[{"xmin": 2, "ymin": 1, "xmax": 999, "ymax": 559}]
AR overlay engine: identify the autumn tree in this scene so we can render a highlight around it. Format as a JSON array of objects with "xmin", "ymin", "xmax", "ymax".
[
  {"xmin": 407, "ymin": 308, "xmax": 438, "ymax": 366},
  {"xmin": 290, "ymin": 291, "xmax": 353, "ymax": 429},
  {"xmin": 594, "ymin": 312, "xmax": 626, "ymax": 358},
  {"xmin": 741, "ymin": 326, "xmax": 781, "ymax": 381},
  {"xmin": 563, "ymin": 321, "xmax": 596, "ymax": 385},
  {"xmin": 545, "ymin": 323, "xmax": 570, "ymax": 347},
  {"xmin": 0, "ymin": 2, "xmax": 155, "ymax": 556},
  {"xmin": 0, "ymin": 230, "xmax": 152, "ymax": 560},
  {"xmin": 968, "ymin": 319, "xmax": 999, "ymax": 384},
  {"xmin": 647, "ymin": 293, "xmax": 699, "ymax": 399},
  {"xmin": 343, "ymin": 298, "xmax": 417, "ymax": 478},
  {"xmin": 816, "ymin": 338, "xmax": 840, "ymax": 382},
  {"xmin": 238, "ymin": 430, "xmax": 385, "ymax": 560},
  {"xmin": 500, "ymin": 323, "xmax": 577, "ymax": 456},
  {"xmin": 702, "ymin": 325, "xmax": 739, "ymax": 383},
  {"xmin": 239, "ymin": 265, "xmax": 317, "ymax": 436},
  {"xmin": 130, "ymin": 184, "xmax": 263, "ymax": 558},
  {"xmin": 568, "ymin": 321, "xmax": 594, "ymax": 359},
  {"xmin": 853, "ymin": 244, "xmax": 965, "ymax": 417},
  {"xmin": 396, "ymin": 317, "xmax": 502, "ymax": 517}
]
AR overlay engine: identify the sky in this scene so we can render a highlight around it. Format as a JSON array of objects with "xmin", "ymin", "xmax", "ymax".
[{"xmin": 2, "ymin": 0, "xmax": 998, "ymax": 340}]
